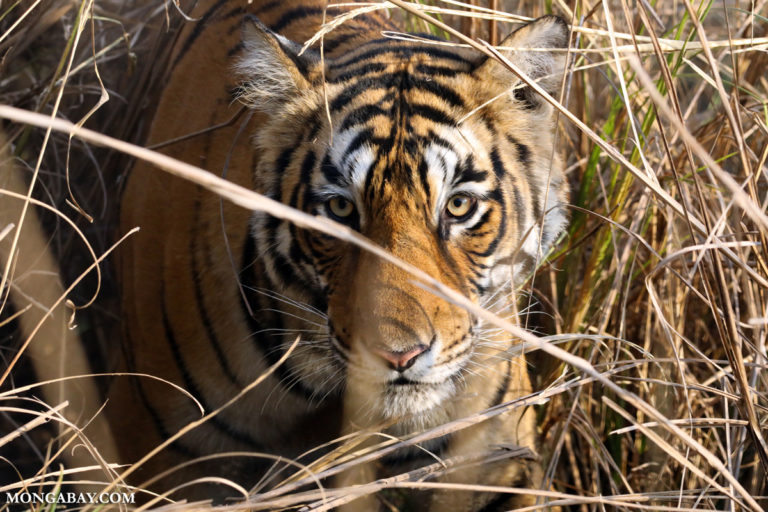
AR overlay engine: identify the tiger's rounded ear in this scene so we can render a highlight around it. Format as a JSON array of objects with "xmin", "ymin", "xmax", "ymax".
[
  {"xmin": 473, "ymin": 15, "xmax": 569, "ymax": 108},
  {"xmin": 234, "ymin": 15, "xmax": 317, "ymax": 113}
]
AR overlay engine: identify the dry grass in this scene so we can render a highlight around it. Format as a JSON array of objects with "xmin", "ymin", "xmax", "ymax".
[{"xmin": 1, "ymin": 0, "xmax": 767, "ymax": 510}]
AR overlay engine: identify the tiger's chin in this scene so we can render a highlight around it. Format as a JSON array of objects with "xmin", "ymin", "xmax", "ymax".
[
  {"xmin": 341, "ymin": 346, "xmax": 474, "ymax": 429},
  {"xmin": 381, "ymin": 381, "xmax": 456, "ymax": 424}
]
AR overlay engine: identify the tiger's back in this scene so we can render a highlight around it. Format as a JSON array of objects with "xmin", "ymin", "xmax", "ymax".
[{"xmin": 113, "ymin": 0, "xmax": 568, "ymax": 508}]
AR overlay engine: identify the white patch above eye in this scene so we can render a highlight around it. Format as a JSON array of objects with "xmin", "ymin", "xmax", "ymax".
[
  {"xmin": 313, "ymin": 128, "xmax": 376, "ymax": 226},
  {"xmin": 425, "ymin": 143, "xmax": 458, "ymax": 221},
  {"xmin": 450, "ymin": 182, "xmax": 491, "ymax": 198},
  {"xmin": 314, "ymin": 185, "xmax": 354, "ymax": 202},
  {"xmin": 328, "ymin": 129, "xmax": 376, "ymax": 191},
  {"xmin": 348, "ymin": 149, "xmax": 375, "ymax": 191}
]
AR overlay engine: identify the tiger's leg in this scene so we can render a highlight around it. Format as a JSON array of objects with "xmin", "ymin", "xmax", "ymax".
[{"xmin": 427, "ymin": 351, "xmax": 547, "ymax": 511}]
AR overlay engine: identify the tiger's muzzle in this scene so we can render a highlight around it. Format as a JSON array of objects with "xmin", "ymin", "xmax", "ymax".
[{"xmin": 329, "ymin": 231, "xmax": 474, "ymax": 394}]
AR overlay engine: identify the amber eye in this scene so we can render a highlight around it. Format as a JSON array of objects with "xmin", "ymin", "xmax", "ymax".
[
  {"xmin": 445, "ymin": 194, "xmax": 476, "ymax": 219},
  {"xmin": 328, "ymin": 196, "xmax": 355, "ymax": 219}
]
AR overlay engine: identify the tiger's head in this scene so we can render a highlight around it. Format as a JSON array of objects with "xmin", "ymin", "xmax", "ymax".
[{"xmin": 235, "ymin": 15, "xmax": 569, "ymax": 423}]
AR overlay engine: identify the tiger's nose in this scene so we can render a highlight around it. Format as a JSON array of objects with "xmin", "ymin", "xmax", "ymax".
[{"xmin": 373, "ymin": 344, "xmax": 428, "ymax": 372}]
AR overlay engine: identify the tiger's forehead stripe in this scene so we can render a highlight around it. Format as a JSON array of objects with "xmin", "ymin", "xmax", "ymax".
[
  {"xmin": 329, "ymin": 40, "xmax": 473, "ymax": 70},
  {"xmin": 267, "ymin": 5, "xmax": 397, "ymax": 35}
]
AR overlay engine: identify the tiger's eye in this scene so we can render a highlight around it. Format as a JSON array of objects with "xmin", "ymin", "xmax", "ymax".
[
  {"xmin": 445, "ymin": 194, "xmax": 476, "ymax": 219},
  {"xmin": 328, "ymin": 197, "xmax": 355, "ymax": 218}
]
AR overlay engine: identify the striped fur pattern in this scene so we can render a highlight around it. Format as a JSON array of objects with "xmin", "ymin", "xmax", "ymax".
[{"xmin": 112, "ymin": 0, "xmax": 568, "ymax": 509}]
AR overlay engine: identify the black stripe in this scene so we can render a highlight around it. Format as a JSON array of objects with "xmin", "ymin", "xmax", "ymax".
[
  {"xmin": 264, "ymin": 144, "xmax": 300, "ymax": 256},
  {"xmin": 222, "ymin": 5, "xmax": 246, "ymax": 20},
  {"xmin": 441, "ymin": 339, "xmax": 472, "ymax": 360},
  {"xmin": 311, "ymin": 250, "xmax": 343, "ymax": 270},
  {"xmin": 340, "ymin": 104, "xmax": 388, "ymax": 131},
  {"xmin": 455, "ymin": 157, "xmax": 487, "ymax": 185},
  {"xmin": 467, "ymin": 185, "xmax": 506, "ymax": 259},
  {"xmin": 410, "ymin": 103, "xmax": 455, "ymax": 125},
  {"xmin": 240, "ymin": 237, "xmax": 318, "ymax": 400},
  {"xmin": 489, "ymin": 359, "xmax": 512, "ymax": 408},
  {"xmin": 467, "ymin": 258, "xmax": 489, "ymax": 271},
  {"xmin": 401, "ymin": 134, "xmax": 419, "ymax": 159},
  {"xmin": 417, "ymin": 159, "xmax": 430, "ymax": 202},
  {"xmin": 468, "ymin": 216, "xmax": 505, "ymax": 258},
  {"xmin": 470, "ymin": 208, "xmax": 493, "ymax": 232},
  {"xmin": 131, "ymin": 377, "xmax": 197, "ymax": 458},
  {"xmin": 289, "ymin": 223, "xmax": 314, "ymax": 270},
  {"xmin": 300, "ymin": 151, "xmax": 340, "ymax": 259},
  {"xmin": 490, "ymin": 147, "xmax": 505, "ymax": 179},
  {"xmin": 506, "ymin": 135, "xmax": 541, "ymax": 220},
  {"xmin": 352, "ymin": 13, "xmax": 395, "ymax": 29},
  {"xmin": 190, "ymin": 204, "xmax": 243, "ymax": 389},
  {"xmin": 227, "ymin": 41, "xmax": 245, "ymax": 57},
  {"xmin": 509, "ymin": 175, "xmax": 527, "ymax": 239},
  {"xmin": 320, "ymin": 31, "xmax": 357, "ymax": 54},
  {"xmin": 331, "ymin": 73, "xmax": 463, "ymax": 113},
  {"xmin": 299, "ymin": 149, "xmax": 317, "ymax": 187},
  {"xmin": 340, "ymin": 128, "xmax": 375, "ymax": 168},
  {"xmin": 254, "ymin": 0, "xmax": 281, "ymax": 15},
  {"xmin": 161, "ymin": 286, "xmax": 265, "ymax": 450},
  {"xmin": 487, "ymin": 149, "xmax": 518, "ymax": 256},
  {"xmin": 510, "ymin": 136, "xmax": 531, "ymax": 168},
  {"xmin": 430, "ymin": 144, "xmax": 451, "ymax": 182},
  {"xmin": 291, "ymin": 150, "xmax": 316, "ymax": 208},
  {"xmin": 513, "ymin": 86, "xmax": 537, "ymax": 109},
  {"xmin": 270, "ymin": 6, "xmax": 323, "ymax": 32},
  {"xmin": 320, "ymin": 153, "xmax": 346, "ymax": 185},
  {"xmin": 272, "ymin": 251, "xmax": 306, "ymax": 286},
  {"xmin": 468, "ymin": 276, "xmax": 486, "ymax": 294},
  {"xmin": 328, "ymin": 61, "xmax": 387, "ymax": 84},
  {"xmin": 333, "ymin": 43, "xmax": 471, "ymax": 70},
  {"xmin": 409, "ymin": 78, "xmax": 464, "ymax": 108},
  {"xmin": 421, "ymin": 132, "xmax": 454, "ymax": 150},
  {"xmin": 172, "ymin": 0, "xmax": 229, "ymax": 71},
  {"xmin": 330, "ymin": 77, "xmax": 385, "ymax": 111}
]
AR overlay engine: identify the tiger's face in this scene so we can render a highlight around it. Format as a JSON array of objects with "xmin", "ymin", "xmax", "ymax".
[{"xmin": 237, "ymin": 15, "xmax": 568, "ymax": 422}]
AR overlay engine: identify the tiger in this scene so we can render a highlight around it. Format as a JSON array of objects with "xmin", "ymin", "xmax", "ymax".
[{"xmin": 110, "ymin": 0, "xmax": 569, "ymax": 510}]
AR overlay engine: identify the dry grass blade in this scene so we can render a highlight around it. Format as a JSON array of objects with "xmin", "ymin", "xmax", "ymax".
[
  {"xmin": 3, "ymin": 1, "xmax": 768, "ymax": 510},
  {"xmin": 0, "ymin": 401, "xmax": 68, "ymax": 448}
]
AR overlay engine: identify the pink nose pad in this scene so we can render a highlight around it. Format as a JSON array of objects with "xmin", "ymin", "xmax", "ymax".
[{"xmin": 373, "ymin": 344, "xmax": 428, "ymax": 372}]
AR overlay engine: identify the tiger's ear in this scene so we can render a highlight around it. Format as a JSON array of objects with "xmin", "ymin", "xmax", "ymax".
[
  {"xmin": 235, "ymin": 16, "xmax": 317, "ymax": 113},
  {"xmin": 474, "ymin": 15, "xmax": 569, "ymax": 108}
]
